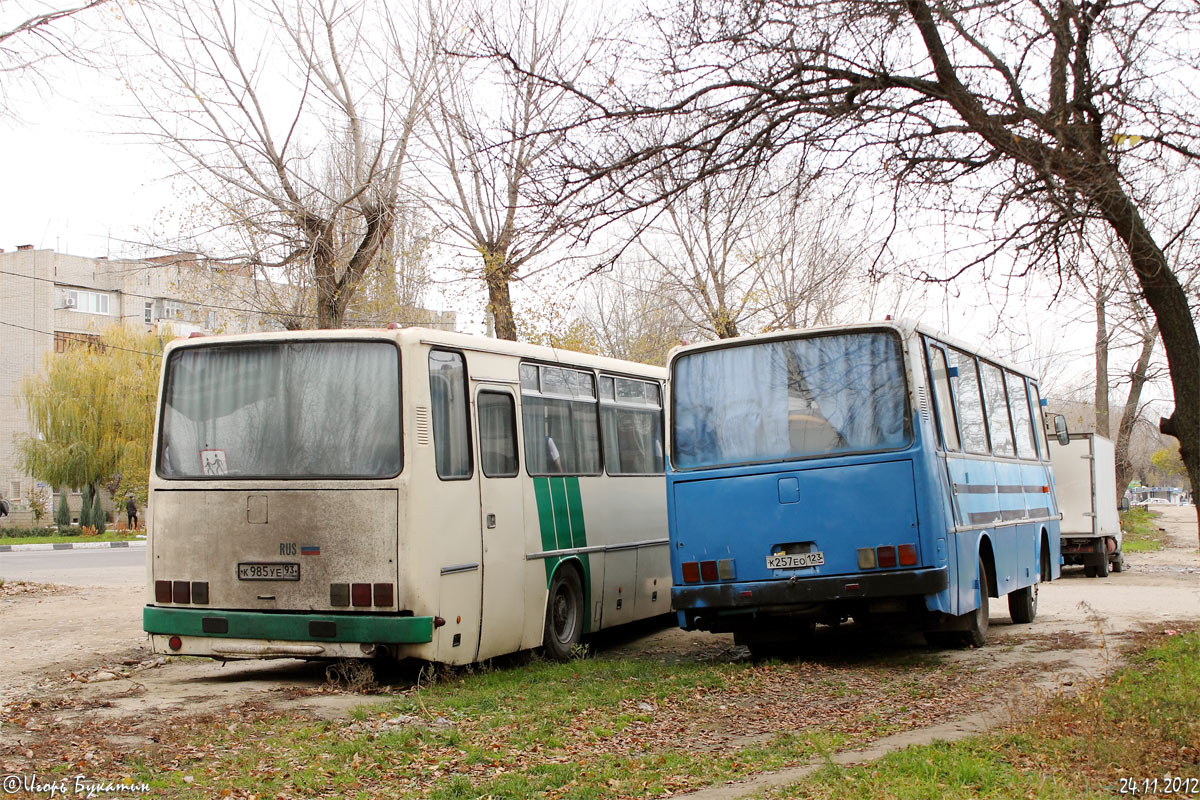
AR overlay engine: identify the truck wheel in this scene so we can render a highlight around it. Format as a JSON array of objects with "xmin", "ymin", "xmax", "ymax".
[
  {"xmin": 1008, "ymin": 583, "xmax": 1037, "ymax": 624},
  {"xmin": 543, "ymin": 568, "xmax": 584, "ymax": 660},
  {"xmin": 1112, "ymin": 552, "xmax": 1125, "ymax": 573},
  {"xmin": 1084, "ymin": 564, "xmax": 1097, "ymax": 578},
  {"xmin": 1095, "ymin": 553, "xmax": 1110, "ymax": 578}
]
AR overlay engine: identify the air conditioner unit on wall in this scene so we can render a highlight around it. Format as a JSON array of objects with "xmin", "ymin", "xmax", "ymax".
[{"xmin": 63, "ymin": 296, "xmax": 76, "ymax": 308}]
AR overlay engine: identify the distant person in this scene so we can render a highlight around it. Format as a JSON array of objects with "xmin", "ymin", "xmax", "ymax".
[{"xmin": 125, "ymin": 495, "xmax": 138, "ymax": 529}]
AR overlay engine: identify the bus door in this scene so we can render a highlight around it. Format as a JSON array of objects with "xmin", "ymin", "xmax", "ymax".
[{"xmin": 473, "ymin": 384, "xmax": 527, "ymax": 660}]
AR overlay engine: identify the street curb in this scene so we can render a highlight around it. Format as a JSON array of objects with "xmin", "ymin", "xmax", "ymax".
[{"xmin": 0, "ymin": 539, "xmax": 147, "ymax": 553}]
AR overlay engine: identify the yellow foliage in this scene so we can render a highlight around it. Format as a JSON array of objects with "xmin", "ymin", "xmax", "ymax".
[{"xmin": 18, "ymin": 324, "xmax": 172, "ymax": 504}]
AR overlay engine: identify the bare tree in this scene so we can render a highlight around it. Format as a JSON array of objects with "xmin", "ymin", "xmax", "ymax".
[
  {"xmin": 1, "ymin": 2, "xmax": 109, "ymax": 76},
  {"xmin": 549, "ymin": 0, "xmax": 1200, "ymax": 538},
  {"xmin": 416, "ymin": 0, "xmax": 597, "ymax": 341},
  {"xmin": 120, "ymin": 0, "xmax": 434, "ymax": 329},
  {"xmin": 579, "ymin": 259, "xmax": 695, "ymax": 366}
]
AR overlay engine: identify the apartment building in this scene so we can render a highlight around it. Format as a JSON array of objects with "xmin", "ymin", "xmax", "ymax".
[{"xmin": 1, "ymin": 245, "xmax": 457, "ymax": 523}]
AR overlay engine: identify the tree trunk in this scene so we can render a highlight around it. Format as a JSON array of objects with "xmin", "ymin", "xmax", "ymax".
[
  {"xmin": 1113, "ymin": 324, "xmax": 1158, "ymax": 496},
  {"xmin": 1094, "ymin": 289, "xmax": 1110, "ymax": 437},
  {"xmin": 484, "ymin": 250, "xmax": 518, "ymax": 341},
  {"xmin": 1096, "ymin": 183, "xmax": 1200, "ymax": 545}
]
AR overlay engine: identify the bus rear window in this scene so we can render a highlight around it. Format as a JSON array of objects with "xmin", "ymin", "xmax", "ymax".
[
  {"xmin": 158, "ymin": 341, "xmax": 401, "ymax": 479},
  {"xmin": 672, "ymin": 331, "xmax": 910, "ymax": 469}
]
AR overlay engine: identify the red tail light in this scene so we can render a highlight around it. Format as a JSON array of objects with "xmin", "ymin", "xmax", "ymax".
[
  {"xmin": 876, "ymin": 546, "xmax": 897, "ymax": 568},
  {"xmin": 681, "ymin": 562, "xmax": 701, "ymax": 583},
  {"xmin": 155, "ymin": 580, "xmax": 172, "ymax": 603},
  {"xmin": 351, "ymin": 583, "xmax": 372, "ymax": 607},
  {"xmin": 168, "ymin": 636, "xmax": 183, "ymax": 651},
  {"xmin": 373, "ymin": 583, "xmax": 394, "ymax": 607},
  {"xmin": 700, "ymin": 560, "xmax": 719, "ymax": 582},
  {"xmin": 898, "ymin": 544, "xmax": 918, "ymax": 566},
  {"xmin": 172, "ymin": 581, "xmax": 191, "ymax": 604}
]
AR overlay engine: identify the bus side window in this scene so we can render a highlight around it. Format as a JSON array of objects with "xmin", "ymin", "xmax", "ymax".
[
  {"xmin": 925, "ymin": 344, "xmax": 960, "ymax": 452},
  {"xmin": 478, "ymin": 391, "xmax": 519, "ymax": 478},
  {"xmin": 1005, "ymin": 370, "xmax": 1037, "ymax": 460},
  {"xmin": 947, "ymin": 349, "xmax": 989, "ymax": 454},
  {"xmin": 429, "ymin": 350, "xmax": 472, "ymax": 479},
  {"xmin": 520, "ymin": 364, "xmax": 601, "ymax": 476},
  {"xmin": 1029, "ymin": 382, "xmax": 1050, "ymax": 459},
  {"xmin": 979, "ymin": 361, "xmax": 1016, "ymax": 457}
]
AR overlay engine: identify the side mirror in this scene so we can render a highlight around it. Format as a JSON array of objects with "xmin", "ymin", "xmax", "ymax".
[{"xmin": 1052, "ymin": 414, "xmax": 1070, "ymax": 446}]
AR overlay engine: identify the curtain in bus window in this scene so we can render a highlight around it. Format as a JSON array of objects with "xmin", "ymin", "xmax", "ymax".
[
  {"xmin": 478, "ymin": 392, "xmax": 518, "ymax": 477},
  {"xmin": 521, "ymin": 396, "xmax": 601, "ymax": 475},
  {"xmin": 602, "ymin": 405, "xmax": 664, "ymax": 474},
  {"xmin": 672, "ymin": 332, "xmax": 908, "ymax": 469},
  {"xmin": 1005, "ymin": 371, "xmax": 1037, "ymax": 459},
  {"xmin": 430, "ymin": 351, "xmax": 471, "ymax": 479},
  {"xmin": 159, "ymin": 341, "xmax": 400, "ymax": 478},
  {"xmin": 947, "ymin": 349, "xmax": 989, "ymax": 454},
  {"xmin": 979, "ymin": 362, "xmax": 1016, "ymax": 456}
]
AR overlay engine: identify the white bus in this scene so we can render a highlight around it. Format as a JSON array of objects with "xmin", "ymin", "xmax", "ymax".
[{"xmin": 143, "ymin": 328, "xmax": 669, "ymax": 664}]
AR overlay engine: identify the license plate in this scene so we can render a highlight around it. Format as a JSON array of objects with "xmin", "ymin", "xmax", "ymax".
[
  {"xmin": 237, "ymin": 562, "xmax": 300, "ymax": 581},
  {"xmin": 766, "ymin": 552, "xmax": 825, "ymax": 570}
]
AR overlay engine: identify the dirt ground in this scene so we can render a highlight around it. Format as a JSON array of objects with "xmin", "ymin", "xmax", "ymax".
[{"xmin": 2, "ymin": 505, "xmax": 1198, "ymax": 791}]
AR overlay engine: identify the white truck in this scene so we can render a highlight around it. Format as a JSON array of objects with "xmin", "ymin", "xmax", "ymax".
[{"xmin": 1051, "ymin": 432, "xmax": 1123, "ymax": 577}]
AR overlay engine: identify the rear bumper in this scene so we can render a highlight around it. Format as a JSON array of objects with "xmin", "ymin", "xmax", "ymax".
[
  {"xmin": 144, "ymin": 606, "xmax": 434, "ymax": 658},
  {"xmin": 671, "ymin": 566, "xmax": 949, "ymax": 614}
]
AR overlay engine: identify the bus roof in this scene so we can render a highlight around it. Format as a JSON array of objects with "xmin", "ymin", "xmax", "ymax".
[
  {"xmin": 160, "ymin": 326, "xmax": 667, "ymax": 380},
  {"xmin": 665, "ymin": 320, "xmax": 1042, "ymax": 380}
]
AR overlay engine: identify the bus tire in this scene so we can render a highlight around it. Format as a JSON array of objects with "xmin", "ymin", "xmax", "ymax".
[
  {"xmin": 543, "ymin": 567, "xmax": 584, "ymax": 660},
  {"xmin": 961, "ymin": 556, "xmax": 989, "ymax": 647},
  {"xmin": 1008, "ymin": 583, "xmax": 1037, "ymax": 624}
]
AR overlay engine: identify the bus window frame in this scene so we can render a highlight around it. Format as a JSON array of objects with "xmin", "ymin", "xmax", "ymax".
[
  {"xmin": 1029, "ymin": 381, "xmax": 1050, "ymax": 461},
  {"xmin": 599, "ymin": 373, "xmax": 666, "ymax": 477},
  {"xmin": 429, "ymin": 347, "xmax": 475, "ymax": 482},
  {"xmin": 922, "ymin": 338, "xmax": 962, "ymax": 453},
  {"xmin": 1004, "ymin": 369, "xmax": 1038, "ymax": 461},
  {"xmin": 477, "ymin": 389, "xmax": 520, "ymax": 479},
  {"xmin": 519, "ymin": 359, "xmax": 604, "ymax": 478},
  {"xmin": 668, "ymin": 327, "xmax": 915, "ymax": 472},
  {"xmin": 978, "ymin": 358, "xmax": 1018, "ymax": 458},
  {"xmin": 155, "ymin": 337, "xmax": 404, "ymax": 482}
]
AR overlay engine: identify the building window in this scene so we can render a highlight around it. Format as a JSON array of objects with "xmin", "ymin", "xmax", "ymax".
[
  {"xmin": 163, "ymin": 300, "xmax": 184, "ymax": 319},
  {"xmin": 144, "ymin": 302, "xmax": 153, "ymax": 323},
  {"xmin": 54, "ymin": 331, "xmax": 103, "ymax": 353},
  {"xmin": 64, "ymin": 289, "xmax": 111, "ymax": 315}
]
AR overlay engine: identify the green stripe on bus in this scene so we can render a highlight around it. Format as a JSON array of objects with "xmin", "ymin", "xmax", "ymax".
[
  {"xmin": 565, "ymin": 477, "xmax": 587, "ymax": 549},
  {"xmin": 533, "ymin": 477, "xmax": 558, "ymax": 554},
  {"xmin": 143, "ymin": 606, "xmax": 434, "ymax": 644},
  {"xmin": 533, "ymin": 476, "xmax": 593, "ymax": 634},
  {"xmin": 549, "ymin": 477, "xmax": 572, "ymax": 550}
]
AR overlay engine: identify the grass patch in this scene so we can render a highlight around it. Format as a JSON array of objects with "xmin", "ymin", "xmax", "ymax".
[
  {"xmin": 1120, "ymin": 507, "xmax": 1168, "ymax": 552},
  {"xmin": 62, "ymin": 636, "xmax": 1024, "ymax": 799},
  {"xmin": 0, "ymin": 528, "xmax": 144, "ymax": 545},
  {"xmin": 774, "ymin": 629, "xmax": 1200, "ymax": 799}
]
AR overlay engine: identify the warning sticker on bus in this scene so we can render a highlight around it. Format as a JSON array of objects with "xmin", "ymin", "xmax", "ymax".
[
  {"xmin": 238, "ymin": 562, "xmax": 300, "ymax": 581},
  {"xmin": 766, "ymin": 552, "xmax": 825, "ymax": 570}
]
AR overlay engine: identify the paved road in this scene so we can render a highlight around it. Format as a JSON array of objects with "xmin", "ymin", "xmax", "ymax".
[{"xmin": 0, "ymin": 546, "xmax": 144, "ymax": 586}]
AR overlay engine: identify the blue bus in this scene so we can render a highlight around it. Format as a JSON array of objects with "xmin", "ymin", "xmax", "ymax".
[{"xmin": 666, "ymin": 321, "xmax": 1065, "ymax": 654}]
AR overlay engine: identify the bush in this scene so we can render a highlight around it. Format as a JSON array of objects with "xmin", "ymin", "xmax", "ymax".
[
  {"xmin": 54, "ymin": 491, "xmax": 70, "ymax": 527},
  {"xmin": 1, "ymin": 526, "xmax": 83, "ymax": 539},
  {"xmin": 91, "ymin": 490, "xmax": 106, "ymax": 535},
  {"xmin": 79, "ymin": 485, "xmax": 94, "ymax": 529}
]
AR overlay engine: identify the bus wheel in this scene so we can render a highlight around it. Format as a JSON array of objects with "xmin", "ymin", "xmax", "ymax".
[
  {"xmin": 961, "ymin": 557, "xmax": 990, "ymax": 647},
  {"xmin": 543, "ymin": 568, "xmax": 584, "ymax": 660},
  {"xmin": 1008, "ymin": 583, "xmax": 1037, "ymax": 624}
]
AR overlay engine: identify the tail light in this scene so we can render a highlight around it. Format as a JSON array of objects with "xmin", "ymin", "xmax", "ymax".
[
  {"xmin": 876, "ymin": 546, "xmax": 897, "ymax": 568},
  {"xmin": 699, "ymin": 560, "xmax": 719, "ymax": 582},
  {"xmin": 898, "ymin": 544, "xmax": 918, "ymax": 566}
]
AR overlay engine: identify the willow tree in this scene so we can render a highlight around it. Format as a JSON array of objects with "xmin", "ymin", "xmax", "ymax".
[{"xmin": 18, "ymin": 326, "xmax": 171, "ymax": 508}]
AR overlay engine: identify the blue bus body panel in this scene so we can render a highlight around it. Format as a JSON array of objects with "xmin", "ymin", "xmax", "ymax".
[{"xmin": 671, "ymin": 459, "xmax": 920, "ymax": 580}]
